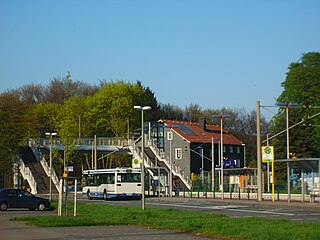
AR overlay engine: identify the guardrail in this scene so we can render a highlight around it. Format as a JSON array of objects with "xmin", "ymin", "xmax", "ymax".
[
  {"xmin": 39, "ymin": 157, "xmax": 60, "ymax": 193},
  {"xmin": 19, "ymin": 159, "xmax": 37, "ymax": 194}
]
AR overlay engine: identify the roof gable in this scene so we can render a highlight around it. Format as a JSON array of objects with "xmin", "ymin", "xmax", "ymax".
[{"xmin": 164, "ymin": 120, "xmax": 242, "ymax": 145}]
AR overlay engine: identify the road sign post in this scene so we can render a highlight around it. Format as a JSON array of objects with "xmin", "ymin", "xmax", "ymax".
[{"xmin": 262, "ymin": 146, "xmax": 275, "ymax": 202}]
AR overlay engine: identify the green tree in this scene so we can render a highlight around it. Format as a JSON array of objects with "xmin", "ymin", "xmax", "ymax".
[
  {"xmin": 30, "ymin": 102, "xmax": 61, "ymax": 135},
  {"xmin": 270, "ymin": 52, "xmax": 320, "ymax": 183},
  {"xmin": 85, "ymin": 81, "xmax": 135, "ymax": 137},
  {"xmin": 0, "ymin": 91, "xmax": 31, "ymax": 186},
  {"xmin": 158, "ymin": 103, "xmax": 184, "ymax": 120}
]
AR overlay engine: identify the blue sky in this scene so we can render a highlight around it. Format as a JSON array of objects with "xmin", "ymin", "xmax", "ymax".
[{"xmin": 1, "ymin": 0, "xmax": 319, "ymax": 118}]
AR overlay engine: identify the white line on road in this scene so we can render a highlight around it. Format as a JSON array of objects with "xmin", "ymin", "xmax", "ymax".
[
  {"xmin": 148, "ymin": 203, "xmax": 245, "ymax": 210},
  {"xmin": 226, "ymin": 208, "xmax": 295, "ymax": 216},
  {"xmin": 148, "ymin": 203, "xmax": 295, "ymax": 216}
]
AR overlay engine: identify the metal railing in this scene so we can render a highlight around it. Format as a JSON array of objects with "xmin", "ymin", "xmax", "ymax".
[
  {"xmin": 148, "ymin": 140, "xmax": 192, "ymax": 190},
  {"xmin": 30, "ymin": 137, "xmax": 129, "ymax": 148},
  {"xmin": 128, "ymin": 137, "xmax": 155, "ymax": 169}
]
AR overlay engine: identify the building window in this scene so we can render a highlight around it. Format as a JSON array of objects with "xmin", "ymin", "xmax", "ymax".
[
  {"xmin": 175, "ymin": 148, "xmax": 182, "ymax": 160},
  {"xmin": 223, "ymin": 145, "xmax": 226, "ymax": 153},
  {"xmin": 229, "ymin": 146, "xmax": 233, "ymax": 153},
  {"xmin": 236, "ymin": 146, "xmax": 240, "ymax": 153}
]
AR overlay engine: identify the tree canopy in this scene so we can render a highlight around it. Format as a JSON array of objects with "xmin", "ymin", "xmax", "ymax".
[{"xmin": 269, "ymin": 52, "xmax": 320, "ymax": 183}]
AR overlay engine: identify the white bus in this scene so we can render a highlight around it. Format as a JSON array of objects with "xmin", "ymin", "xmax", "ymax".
[{"xmin": 82, "ymin": 168, "xmax": 142, "ymax": 200}]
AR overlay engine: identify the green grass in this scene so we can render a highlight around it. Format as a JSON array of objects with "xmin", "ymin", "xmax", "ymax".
[{"xmin": 14, "ymin": 202, "xmax": 320, "ymax": 240}]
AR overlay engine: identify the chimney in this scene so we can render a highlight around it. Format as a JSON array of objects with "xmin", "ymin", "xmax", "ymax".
[{"xmin": 199, "ymin": 117, "xmax": 206, "ymax": 131}]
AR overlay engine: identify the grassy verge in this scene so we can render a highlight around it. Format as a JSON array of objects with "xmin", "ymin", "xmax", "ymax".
[{"xmin": 14, "ymin": 202, "xmax": 320, "ymax": 240}]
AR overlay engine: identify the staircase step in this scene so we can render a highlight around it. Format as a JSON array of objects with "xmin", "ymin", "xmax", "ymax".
[{"xmin": 19, "ymin": 147, "xmax": 57, "ymax": 194}]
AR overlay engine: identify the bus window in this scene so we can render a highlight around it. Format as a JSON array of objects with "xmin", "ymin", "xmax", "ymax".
[
  {"xmin": 107, "ymin": 174, "xmax": 115, "ymax": 184},
  {"xmin": 85, "ymin": 175, "xmax": 96, "ymax": 186},
  {"xmin": 118, "ymin": 173, "xmax": 141, "ymax": 183},
  {"xmin": 96, "ymin": 175, "xmax": 102, "ymax": 185}
]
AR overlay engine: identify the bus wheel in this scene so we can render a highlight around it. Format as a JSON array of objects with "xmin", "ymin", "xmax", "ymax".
[
  {"xmin": 103, "ymin": 190, "xmax": 108, "ymax": 200},
  {"xmin": 87, "ymin": 190, "xmax": 91, "ymax": 200}
]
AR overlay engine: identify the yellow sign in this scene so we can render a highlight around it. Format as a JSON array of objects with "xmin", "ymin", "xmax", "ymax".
[{"xmin": 262, "ymin": 146, "xmax": 274, "ymax": 163}]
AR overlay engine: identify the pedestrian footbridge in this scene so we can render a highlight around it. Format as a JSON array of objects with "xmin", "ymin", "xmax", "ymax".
[{"xmin": 18, "ymin": 137, "xmax": 191, "ymax": 195}]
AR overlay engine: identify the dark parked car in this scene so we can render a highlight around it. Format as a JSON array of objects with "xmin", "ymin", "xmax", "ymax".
[{"xmin": 0, "ymin": 188, "xmax": 51, "ymax": 211}]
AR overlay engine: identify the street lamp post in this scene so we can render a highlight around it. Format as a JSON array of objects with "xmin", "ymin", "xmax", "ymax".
[
  {"xmin": 256, "ymin": 101, "xmax": 263, "ymax": 201},
  {"xmin": 168, "ymin": 129, "xmax": 173, "ymax": 197},
  {"xmin": 242, "ymin": 143, "xmax": 246, "ymax": 167},
  {"xmin": 212, "ymin": 137, "xmax": 220, "ymax": 192},
  {"xmin": 201, "ymin": 147, "xmax": 204, "ymax": 188},
  {"xmin": 134, "ymin": 105, "xmax": 152, "ymax": 210},
  {"xmin": 45, "ymin": 132, "xmax": 57, "ymax": 202},
  {"xmin": 212, "ymin": 115, "xmax": 231, "ymax": 200},
  {"xmin": 212, "ymin": 138, "xmax": 214, "ymax": 192}
]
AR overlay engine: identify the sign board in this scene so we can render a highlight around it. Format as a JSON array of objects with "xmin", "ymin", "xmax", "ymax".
[
  {"xmin": 262, "ymin": 146, "xmax": 274, "ymax": 163},
  {"xmin": 132, "ymin": 159, "xmax": 140, "ymax": 169},
  {"xmin": 67, "ymin": 165, "xmax": 74, "ymax": 172},
  {"xmin": 167, "ymin": 131, "xmax": 173, "ymax": 140}
]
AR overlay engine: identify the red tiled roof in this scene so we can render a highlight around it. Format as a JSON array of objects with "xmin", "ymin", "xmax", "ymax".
[{"xmin": 163, "ymin": 120, "xmax": 242, "ymax": 145}]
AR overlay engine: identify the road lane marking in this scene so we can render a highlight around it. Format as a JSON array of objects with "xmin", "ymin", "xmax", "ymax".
[
  {"xmin": 227, "ymin": 208, "xmax": 295, "ymax": 216},
  {"xmin": 148, "ymin": 203, "xmax": 246, "ymax": 210},
  {"xmin": 148, "ymin": 203, "xmax": 295, "ymax": 216}
]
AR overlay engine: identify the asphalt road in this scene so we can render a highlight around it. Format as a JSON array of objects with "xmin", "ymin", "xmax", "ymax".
[{"xmin": 79, "ymin": 196, "xmax": 320, "ymax": 223}]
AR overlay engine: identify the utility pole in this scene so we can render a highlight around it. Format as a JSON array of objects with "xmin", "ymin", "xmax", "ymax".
[{"xmin": 256, "ymin": 101, "xmax": 262, "ymax": 202}]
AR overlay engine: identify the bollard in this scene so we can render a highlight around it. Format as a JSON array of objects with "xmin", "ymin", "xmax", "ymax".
[
  {"xmin": 238, "ymin": 187, "xmax": 241, "ymax": 200},
  {"xmin": 247, "ymin": 188, "xmax": 250, "ymax": 200}
]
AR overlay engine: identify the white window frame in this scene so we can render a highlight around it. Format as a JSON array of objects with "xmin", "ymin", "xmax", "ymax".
[{"xmin": 175, "ymin": 148, "xmax": 182, "ymax": 160}]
